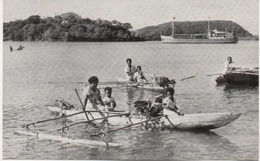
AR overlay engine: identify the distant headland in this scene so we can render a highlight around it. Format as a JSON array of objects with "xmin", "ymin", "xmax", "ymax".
[
  {"xmin": 136, "ymin": 20, "xmax": 258, "ymax": 41},
  {"xmin": 3, "ymin": 12, "xmax": 258, "ymax": 42}
]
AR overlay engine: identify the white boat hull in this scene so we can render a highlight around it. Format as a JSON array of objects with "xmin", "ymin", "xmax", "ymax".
[
  {"xmin": 161, "ymin": 35, "xmax": 238, "ymax": 44},
  {"xmin": 48, "ymin": 106, "xmax": 241, "ymax": 130}
]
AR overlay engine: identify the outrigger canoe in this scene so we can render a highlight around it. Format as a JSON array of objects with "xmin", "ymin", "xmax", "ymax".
[{"xmin": 48, "ymin": 106, "xmax": 241, "ymax": 131}]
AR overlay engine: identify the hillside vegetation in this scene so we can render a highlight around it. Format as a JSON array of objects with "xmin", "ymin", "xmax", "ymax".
[
  {"xmin": 4, "ymin": 15, "xmax": 257, "ymax": 42},
  {"xmin": 3, "ymin": 12, "xmax": 143, "ymax": 42},
  {"xmin": 137, "ymin": 20, "xmax": 257, "ymax": 41}
]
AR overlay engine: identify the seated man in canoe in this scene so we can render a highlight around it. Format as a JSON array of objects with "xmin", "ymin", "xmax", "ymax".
[
  {"xmin": 216, "ymin": 56, "xmax": 236, "ymax": 84},
  {"xmin": 225, "ymin": 56, "xmax": 236, "ymax": 73},
  {"xmin": 124, "ymin": 58, "xmax": 137, "ymax": 81}
]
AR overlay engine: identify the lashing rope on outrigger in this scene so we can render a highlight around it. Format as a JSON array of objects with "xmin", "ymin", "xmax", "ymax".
[{"xmin": 90, "ymin": 115, "xmax": 166, "ymax": 137}]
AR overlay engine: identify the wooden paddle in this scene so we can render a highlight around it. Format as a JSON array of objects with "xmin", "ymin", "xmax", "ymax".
[
  {"xmin": 180, "ymin": 75, "xmax": 196, "ymax": 81},
  {"xmin": 206, "ymin": 73, "xmax": 222, "ymax": 76},
  {"xmin": 75, "ymin": 89, "xmax": 90, "ymax": 121}
]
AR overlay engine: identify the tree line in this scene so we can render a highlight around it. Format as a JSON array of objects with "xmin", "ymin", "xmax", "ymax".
[
  {"xmin": 4, "ymin": 13, "xmax": 257, "ymax": 42},
  {"xmin": 3, "ymin": 12, "xmax": 144, "ymax": 42}
]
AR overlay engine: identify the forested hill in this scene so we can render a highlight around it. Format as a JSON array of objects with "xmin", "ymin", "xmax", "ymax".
[
  {"xmin": 3, "ymin": 12, "xmax": 144, "ymax": 42},
  {"xmin": 136, "ymin": 20, "xmax": 257, "ymax": 41}
]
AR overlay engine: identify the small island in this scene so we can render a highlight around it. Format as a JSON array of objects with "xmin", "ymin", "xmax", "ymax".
[
  {"xmin": 3, "ymin": 12, "xmax": 258, "ymax": 42},
  {"xmin": 3, "ymin": 12, "xmax": 144, "ymax": 42}
]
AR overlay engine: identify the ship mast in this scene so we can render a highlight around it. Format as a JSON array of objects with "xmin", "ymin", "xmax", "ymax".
[
  {"xmin": 172, "ymin": 17, "xmax": 175, "ymax": 37},
  {"xmin": 207, "ymin": 17, "xmax": 210, "ymax": 38}
]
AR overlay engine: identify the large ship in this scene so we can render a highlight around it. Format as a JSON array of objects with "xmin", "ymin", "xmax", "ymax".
[{"xmin": 161, "ymin": 19, "xmax": 238, "ymax": 44}]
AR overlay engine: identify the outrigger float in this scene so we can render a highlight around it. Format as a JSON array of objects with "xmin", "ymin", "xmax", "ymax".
[{"xmin": 14, "ymin": 130, "xmax": 122, "ymax": 148}]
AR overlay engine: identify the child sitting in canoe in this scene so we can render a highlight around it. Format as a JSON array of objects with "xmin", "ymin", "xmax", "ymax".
[
  {"xmin": 162, "ymin": 87, "xmax": 184, "ymax": 116},
  {"xmin": 134, "ymin": 66, "xmax": 149, "ymax": 83},
  {"xmin": 103, "ymin": 87, "xmax": 117, "ymax": 111}
]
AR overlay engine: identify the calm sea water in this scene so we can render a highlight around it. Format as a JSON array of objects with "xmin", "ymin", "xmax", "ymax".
[{"xmin": 3, "ymin": 41, "xmax": 259, "ymax": 160}]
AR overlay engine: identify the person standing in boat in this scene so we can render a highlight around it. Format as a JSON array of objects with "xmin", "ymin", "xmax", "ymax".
[
  {"xmin": 162, "ymin": 87, "xmax": 184, "ymax": 116},
  {"xmin": 134, "ymin": 66, "xmax": 149, "ymax": 83},
  {"xmin": 124, "ymin": 58, "xmax": 136, "ymax": 81},
  {"xmin": 103, "ymin": 87, "xmax": 117, "ymax": 111},
  {"xmin": 225, "ymin": 56, "xmax": 236, "ymax": 73},
  {"xmin": 82, "ymin": 76, "xmax": 105, "ymax": 116}
]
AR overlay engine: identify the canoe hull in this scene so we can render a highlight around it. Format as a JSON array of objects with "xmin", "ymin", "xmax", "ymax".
[
  {"xmin": 127, "ymin": 83, "xmax": 163, "ymax": 91},
  {"xmin": 48, "ymin": 106, "xmax": 241, "ymax": 130}
]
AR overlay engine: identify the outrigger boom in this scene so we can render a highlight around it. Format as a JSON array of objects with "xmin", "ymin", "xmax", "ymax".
[{"xmin": 15, "ymin": 109, "xmax": 132, "ymax": 148}]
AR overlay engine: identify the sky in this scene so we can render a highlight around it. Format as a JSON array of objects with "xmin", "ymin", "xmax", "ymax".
[{"xmin": 3, "ymin": 0, "xmax": 259, "ymax": 34}]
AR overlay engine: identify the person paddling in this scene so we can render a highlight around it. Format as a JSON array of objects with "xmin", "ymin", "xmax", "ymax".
[
  {"xmin": 124, "ymin": 58, "xmax": 136, "ymax": 81},
  {"xmin": 82, "ymin": 76, "xmax": 105, "ymax": 117},
  {"xmin": 162, "ymin": 87, "xmax": 184, "ymax": 116},
  {"xmin": 134, "ymin": 66, "xmax": 149, "ymax": 83}
]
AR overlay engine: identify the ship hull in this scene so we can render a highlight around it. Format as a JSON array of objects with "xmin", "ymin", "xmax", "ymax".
[{"xmin": 161, "ymin": 35, "xmax": 238, "ymax": 44}]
